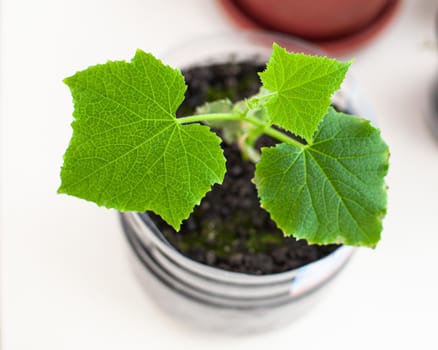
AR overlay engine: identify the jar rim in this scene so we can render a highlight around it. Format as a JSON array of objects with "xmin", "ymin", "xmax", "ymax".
[{"xmin": 124, "ymin": 212, "xmax": 355, "ymax": 286}]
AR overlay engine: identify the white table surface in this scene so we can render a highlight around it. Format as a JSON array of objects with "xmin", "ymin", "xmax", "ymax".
[{"xmin": 1, "ymin": 0, "xmax": 438, "ymax": 349}]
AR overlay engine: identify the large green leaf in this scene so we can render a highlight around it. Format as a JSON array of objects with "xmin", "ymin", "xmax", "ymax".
[
  {"xmin": 255, "ymin": 108, "xmax": 389, "ymax": 247},
  {"xmin": 59, "ymin": 50, "xmax": 226, "ymax": 229},
  {"xmin": 259, "ymin": 43, "xmax": 351, "ymax": 143}
]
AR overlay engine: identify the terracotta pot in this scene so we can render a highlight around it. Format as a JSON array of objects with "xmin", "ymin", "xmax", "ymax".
[
  {"xmin": 428, "ymin": 12, "xmax": 438, "ymax": 140},
  {"xmin": 219, "ymin": 0, "xmax": 401, "ymax": 54},
  {"xmin": 234, "ymin": 0, "xmax": 390, "ymax": 40}
]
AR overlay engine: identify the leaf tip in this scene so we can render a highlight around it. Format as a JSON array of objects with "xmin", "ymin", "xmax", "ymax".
[
  {"xmin": 168, "ymin": 220, "xmax": 182, "ymax": 232},
  {"xmin": 57, "ymin": 181, "xmax": 70, "ymax": 196},
  {"xmin": 63, "ymin": 74, "xmax": 76, "ymax": 89},
  {"xmin": 272, "ymin": 42, "xmax": 281, "ymax": 50},
  {"xmin": 134, "ymin": 48, "xmax": 147, "ymax": 58},
  {"xmin": 271, "ymin": 42, "xmax": 290, "ymax": 57}
]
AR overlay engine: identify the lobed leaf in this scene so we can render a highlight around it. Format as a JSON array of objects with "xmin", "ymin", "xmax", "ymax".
[
  {"xmin": 255, "ymin": 108, "xmax": 389, "ymax": 247},
  {"xmin": 59, "ymin": 50, "xmax": 226, "ymax": 229},
  {"xmin": 259, "ymin": 43, "xmax": 352, "ymax": 143}
]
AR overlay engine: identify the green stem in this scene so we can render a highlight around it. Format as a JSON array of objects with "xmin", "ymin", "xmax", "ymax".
[
  {"xmin": 262, "ymin": 125, "xmax": 302, "ymax": 146},
  {"xmin": 177, "ymin": 113, "xmax": 240, "ymax": 124},
  {"xmin": 253, "ymin": 91, "xmax": 277, "ymax": 102},
  {"xmin": 177, "ymin": 113, "xmax": 304, "ymax": 148}
]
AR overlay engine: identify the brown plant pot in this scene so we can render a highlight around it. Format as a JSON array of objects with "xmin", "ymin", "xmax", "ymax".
[{"xmin": 219, "ymin": 0, "xmax": 401, "ymax": 55}]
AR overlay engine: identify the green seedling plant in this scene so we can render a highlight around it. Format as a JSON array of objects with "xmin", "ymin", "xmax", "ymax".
[{"xmin": 59, "ymin": 44, "xmax": 389, "ymax": 247}]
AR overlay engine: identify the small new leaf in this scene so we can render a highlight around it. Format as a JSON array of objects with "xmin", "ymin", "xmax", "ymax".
[
  {"xmin": 255, "ymin": 108, "xmax": 389, "ymax": 247},
  {"xmin": 259, "ymin": 43, "xmax": 352, "ymax": 143},
  {"xmin": 195, "ymin": 99, "xmax": 242, "ymax": 144},
  {"xmin": 196, "ymin": 99, "xmax": 234, "ymax": 115},
  {"xmin": 59, "ymin": 50, "xmax": 226, "ymax": 229}
]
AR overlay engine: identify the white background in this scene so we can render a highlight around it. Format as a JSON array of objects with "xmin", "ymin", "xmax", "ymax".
[{"xmin": 1, "ymin": 0, "xmax": 438, "ymax": 349}]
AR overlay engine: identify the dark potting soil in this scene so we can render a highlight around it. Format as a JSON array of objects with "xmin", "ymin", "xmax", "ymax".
[{"xmin": 148, "ymin": 60, "xmax": 340, "ymax": 275}]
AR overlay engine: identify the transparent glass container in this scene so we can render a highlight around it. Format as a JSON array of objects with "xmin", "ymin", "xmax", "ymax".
[{"xmin": 120, "ymin": 31, "xmax": 376, "ymax": 334}]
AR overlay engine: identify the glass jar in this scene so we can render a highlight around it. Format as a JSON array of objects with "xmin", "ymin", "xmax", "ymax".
[{"xmin": 120, "ymin": 31, "xmax": 375, "ymax": 334}]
